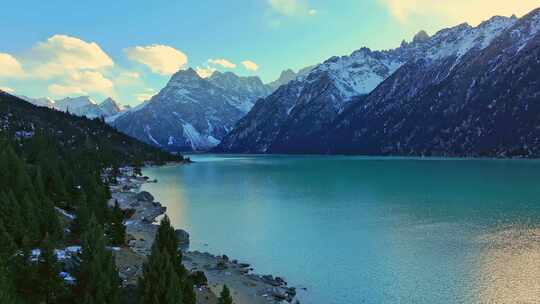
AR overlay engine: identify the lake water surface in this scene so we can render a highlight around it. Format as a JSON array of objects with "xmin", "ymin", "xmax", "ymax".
[{"xmin": 142, "ymin": 155, "xmax": 540, "ymax": 304}]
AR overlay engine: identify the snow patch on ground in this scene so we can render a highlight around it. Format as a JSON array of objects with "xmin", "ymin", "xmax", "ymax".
[{"xmin": 55, "ymin": 207, "xmax": 75, "ymax": 220}]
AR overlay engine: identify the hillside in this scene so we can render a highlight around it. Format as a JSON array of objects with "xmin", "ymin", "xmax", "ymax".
[{"xmin": 0, "ymin": 91, "xmax": 180, "ymax": 164}]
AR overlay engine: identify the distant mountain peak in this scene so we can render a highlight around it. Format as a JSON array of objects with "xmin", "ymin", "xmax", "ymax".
[
  {"xmin": 412, "ymin": 30, "xmax": 430, "ymax": 43},
  {"xmin": 56, "ymin": 96, "xmax": 97, "ymax": 108},
  {"xmin": 99, "ymin": 97, "xmax": 122, "ymax": 116},
  {"xmin": 267, "ymin": 66, "xmax": 315, "ymax": 91},
  {"xmin": 112, "ymin": 68, "xmax": 274, "ymax": 151},
  {"xmin": 101, "ymin": 97, "xmax": 118, "ymax": 105},
  {"xmin": 17, "ymin": 95, "xmax": 56, "ymax": 109},
  {"xmin": 172, "ymin": 67, "xmax": 201, "ymax": 80},
  {"xmin": 167, "ymin": 68, "xmax": 205, "ymax": 89},
  {"xmin": 279, "ymin": 69, "xmax": 295, "ymax": 78}
]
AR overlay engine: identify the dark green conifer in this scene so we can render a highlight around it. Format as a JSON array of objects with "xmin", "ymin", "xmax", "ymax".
[
  {"xmin": 0, "ymin": 256, "xmax": 19, "ymax": 304},
  {"xmin": 0, "ymin": 218, "xmax": 16, "ymax": 258},
  {"xmin": 138, "ymin": 245, "xmax": 183, "ymax": 304},
  {"xmin": 11, "ymin": 236, "xmax": 36, "ymax": 301},
  {"xmin": 35, "ymin": 235, "xmax": 65, "ymax": 304},
  {"xmin": 70, "ymin": 191, "xmax": 89, "ymax": 239},
  {"xmin": 110, "ymin": 201, "xmax": 125, "ymax": 246},
  {"xmin": 74, "ymin": 216, "xmax": 120, "ymax": 304},
  {"xmin": 152, "ymin": 216, "xmax": 195, "ymax": 303},
  {"xmin": 218, "ymin": 285, "xmax": 234, "ymax": 304}
]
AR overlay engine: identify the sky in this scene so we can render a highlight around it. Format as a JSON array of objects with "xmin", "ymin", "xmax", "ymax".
[{"xmin": 0, "ymin": 0, "xmax": 538, "ymax": 107}]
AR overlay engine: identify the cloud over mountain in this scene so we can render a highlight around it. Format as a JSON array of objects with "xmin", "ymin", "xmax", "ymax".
[
  {"xmin": 380, "ymin": 0, "xmax": 539, "ymax": 25},
  {"xmin": 29, "ymin": 34, "xmax": 114, "ymax": 79},
  {"xmin": 125, "ymin": 44, "xmax": 188, "ymax": 75},
  {"xmin": 208, "ymin": 58, "xmax": 236, "ymax": 68},
  {"xmin": 241, "ymin": 60, "xmax": 259, "ymax": 71},
  {"xmin": 0, "ymin": 53, "xmax": 25, "ymax": 78}
]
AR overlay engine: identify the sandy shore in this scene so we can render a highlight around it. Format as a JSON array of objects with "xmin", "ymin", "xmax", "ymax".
[{"xmin": 109, "ymin": 166, "xmax": 299, "ymax": 304}]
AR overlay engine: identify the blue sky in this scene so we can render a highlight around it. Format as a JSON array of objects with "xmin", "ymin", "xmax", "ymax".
[{"xmin": 0, "ymin": 0, "xmax": 537, "ymax": 106}]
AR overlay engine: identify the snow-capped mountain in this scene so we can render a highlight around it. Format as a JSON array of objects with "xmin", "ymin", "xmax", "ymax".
[
  {"xmin": 111, "ymin": 68, "xmax": 272, "ymax": 151},
  {"xmin": 55, "ymin": 96, "xmax": 102, "ymax": 118},
  {"xmin": 208, "ymin": 71, "xmax": 271, "ymax": 113},
  {"xmin": 267, "ymin": 66, "xmax": 316, "ymax": 91},
  {"xmin": 99, "ymin": 97, "xmax": 122, "ymax": 117},
  {"xmin": 18, "ymin": 96, "xmax": 56, "ymax": 109},
  {"xmin": 17, "ymin": 95, "xmax": 124, "ymax": 119},
  {"xmin": 215, "ymin": 12, "xmax": 525, "ymax": 154},
  {"xmin": 317, "ymin": 8, "xmax": 540, "ymax": 157}
]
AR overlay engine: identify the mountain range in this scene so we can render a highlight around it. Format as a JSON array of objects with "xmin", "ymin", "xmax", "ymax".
[
  {"xmin": 215, "ymin": 8, "xmax": 540, "ymax": 157},
  {"xmin": 109, "ymin": 67, "xmax": 310, "ymax": 151},
  {"xmin": 18, "ymin": 95, "xmax": 124, "ymax": 119},
  {"xmin": 9, "ymin": 8, "xmax": 540, "ymax": 157}
]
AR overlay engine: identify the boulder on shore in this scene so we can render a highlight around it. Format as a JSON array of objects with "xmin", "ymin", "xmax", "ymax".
[
  {"xmin": 175, "ymin": 229, "xmax": 190, "ymax": 245},
  {"xmin": 136, "ymin": 191, "xmax": 154, "ymax": 202}
]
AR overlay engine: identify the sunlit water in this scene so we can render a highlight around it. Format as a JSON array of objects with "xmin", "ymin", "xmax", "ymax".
[{"xmin": 142, "ymin": 155, "xmax": 540, "ymax": 304}]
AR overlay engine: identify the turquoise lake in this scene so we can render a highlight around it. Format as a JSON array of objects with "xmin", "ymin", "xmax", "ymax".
[{"xmin": 142, "ymin": 155, "xmax": 540, "ymax": 304}]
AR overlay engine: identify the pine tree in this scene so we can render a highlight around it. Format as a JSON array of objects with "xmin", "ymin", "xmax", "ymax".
[
  {"xmin": 35, "ymin": 236, "xmax": 65, "ymax": 304},
  {"xmin": 33, "ymin": 167, "xmax": 62, "ymax": 242},
  {"xmin": 70, "ymin": 191, "xmax": 89, "ymax": 239},
  {"xmin": 74, "ymin": 216, "xmax": 120, "ymax": 304},
  {"xmin": 182, "ymin": 278, "xmax": 196, "ymax": 304},
  {"xmin": 110, "ymin": 201, "xmax": 125, "ymax": 246},
  {"xmin": 0, "ymin": 217, "xmax": 16, "ymax": 258},
  {"xmin": 152, "ymin": 216, "xmax": 195, "ymax": 304},
  {"xmin": 154, "ymin": 216, "xmax": 183, "ymax": 272},
  {"xmin": 0, "ymin": 191, "xmax": 26, "ymax": 245},
  {"xmin": 0, "ymin": 256, "xmax": 19, "ymax": 304},
  {"xmin": 138, "ymin": 245, "xmax": 183, "ymax": 304},
  {"xmin": 11, "ymin": 236, "xmax": 37, "ymax": 301},
  {"xmin": 218, "ymin": 285, "xmax": 234, "ymax": 304}
]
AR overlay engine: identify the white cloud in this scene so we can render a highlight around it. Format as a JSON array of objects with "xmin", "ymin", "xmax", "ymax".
[
  {"xmin": 208, "ymin": 58, "xmax": 236, "ymax": 68},
  {"xmin": 115, "ymin": 71, "xmax": 140, "ymax": 86},
  {"xmin": 0, "ymin": 86, "xmax": 15, "ymax": 93},
  {"xmin": 268, "ymin": 0, "xmax": 315, "ymax": 16},
  {"xmin": 241, "ymin": 60, "xmax": 259, "ymax": 71},
  {"xmin": 48, "ymin": 84, "xmax": 86, "ymax": 96},
  {"xmin": 48, "ymin": 70, "xmax": 114, "ymax": 97},
  {"xmin": 379, "ymin": 0, "xmax": 539, "ymax": 25},
  {"xmin": 121, "ymin": 71, "xmax": 140, "ymax": 79},
  {"xmin": 30, "ymin": 34, "xmax": 113, "ymax": 79},
  {"xmin": 195, "ymin": 66, "xmax": 216, "ymax": 78},
  {"xmin": 125, "ymin": 44, "xmax": 188, "ymax": 75},
  {"xmin": 67, "ymin": 70, "xmax": 114, "ymax": 94},
  {"xmin": 0, "ymin": 53, "xmax": 25, "ymax": 78}
]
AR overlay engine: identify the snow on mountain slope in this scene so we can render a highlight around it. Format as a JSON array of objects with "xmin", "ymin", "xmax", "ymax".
[
  {"xmin": 208, "ymin": 71, "xmax": 271, "ymax": 113},
  {"xmin": 18, "ymin": 96, "xmax": 56, "ymax": 108},
  {"xmin": 99, "ymin": 97, "xmax": 122, "ymax": 117},
  {"xmin": 17, "ymin": 94, "xmax": 125, "ymax": 120},
  {"xmin": 311, "ymin": 8, "xmax": 540, "ymax": 157},
  {"xmin": 216, "ymin": 14, "xmax": 519, "ymax": 153},
  {"xmin": 111, "ymin": 68, "xmax": 270, "ymax": 151}
]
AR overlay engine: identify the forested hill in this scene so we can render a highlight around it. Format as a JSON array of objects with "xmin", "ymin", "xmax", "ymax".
[
  {"xmin": 0, "ymin": 91, "xmax": 185, "ymax": 303},
  {"xmin": 0, "ymin": 91, "xmax": 181, "ymax": 166}
]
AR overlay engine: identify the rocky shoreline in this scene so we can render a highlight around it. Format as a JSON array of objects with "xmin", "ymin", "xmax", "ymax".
[{"xmin": 110, "ymin": 166, "xmax": 299, "ymax": 304}]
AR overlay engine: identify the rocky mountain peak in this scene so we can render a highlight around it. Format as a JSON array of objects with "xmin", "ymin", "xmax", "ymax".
[
  {"xmin": 55, "ymin": 96, "xmax": 96, "ymax": 110},
  {"xmin": 412, "ymin": 30, "xmax": 430, "ymax": 43},
  {"xmin": 278, "ymin": 69, "xmax": 296, "ymax": 80},
  {"xmin": 99, "ymin": 97, "xmax": 122, "ymax": 116},
  {"xmin": 168, "ymin": 68, "xmax": 203, "ymax": 85}
]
